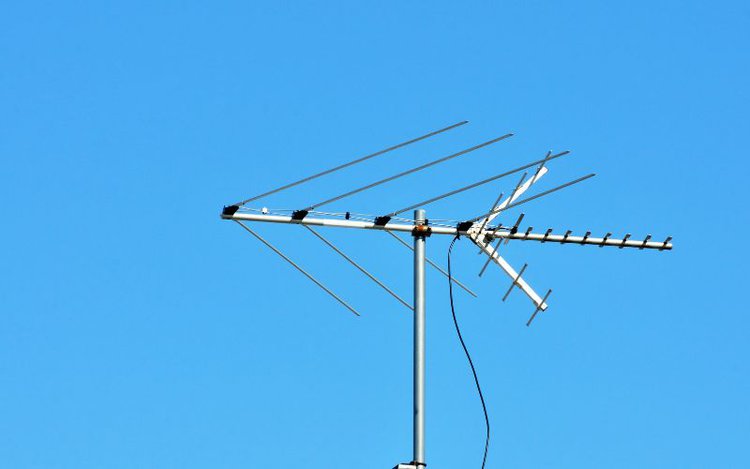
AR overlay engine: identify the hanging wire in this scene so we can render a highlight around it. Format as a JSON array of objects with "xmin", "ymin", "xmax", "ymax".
[{"xmin": 448, "ymin": 236, "xmax": 490, "ymax": 469}]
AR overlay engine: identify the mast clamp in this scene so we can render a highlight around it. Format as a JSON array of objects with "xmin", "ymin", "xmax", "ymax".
[{"xmin": 412, "ymin": 224, "xmax": 432, "ymax": 237}]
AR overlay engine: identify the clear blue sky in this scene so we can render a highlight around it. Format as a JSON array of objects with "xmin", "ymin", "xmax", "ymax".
[{"xmin": 2, "ymin": 1, "xmax": 748, "ymax": 468}]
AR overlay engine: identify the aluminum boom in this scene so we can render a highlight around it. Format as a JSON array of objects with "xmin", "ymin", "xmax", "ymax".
[{"xmin": 222, "ymin": 211, "xmax": 673, "ymax": 250}]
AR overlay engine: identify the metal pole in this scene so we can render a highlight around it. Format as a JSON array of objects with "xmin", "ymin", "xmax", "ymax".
[{"xmin": 413, "ymin": 209, "xmax": 426, "ymax": 467}]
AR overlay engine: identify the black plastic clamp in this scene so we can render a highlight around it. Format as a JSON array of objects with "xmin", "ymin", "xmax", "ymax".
[
  {"xmin": 374, "ymin": 215, "xmax": 392, "ymax": 226},
  {"xmin": 291, "ymin": 210, "xmax": 309, "ymax": 221},
  {"xmin": 222, "ymin": 205, "xmax": 240, "ymax": 217},
  {"xmin": 456, "ymin": 221, "xmax": 474, "ymax": 232},
  {"xmin": 640, "ymin": 234, "xmax": 652, "ymax": 250},
  {"xmin": 619, "ymin": 233, "xmax": 631, "ymax": 249}
]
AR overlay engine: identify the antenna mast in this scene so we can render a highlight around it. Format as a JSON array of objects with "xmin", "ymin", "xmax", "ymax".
[{"xmin": 413, "ymin": 209, "xmax": 427, "ymax": 469}]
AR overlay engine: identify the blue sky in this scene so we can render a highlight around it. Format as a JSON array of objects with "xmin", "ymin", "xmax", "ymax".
[{"xmin": 1, "ymin": 1, "xmax": 748, "ymax": 468}]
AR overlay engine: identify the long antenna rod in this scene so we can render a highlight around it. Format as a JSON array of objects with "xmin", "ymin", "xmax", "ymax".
[
  {"xmin": 467, "ymin": 173, "xmax": 596, "ymax": 223},
  {"xmin": 233, "ymin": 121, "xmax": 468, "ymax": 206},
  {"xmin": 303, "ymin": 133, "xmax": 513, "ymax": 210},
  {"xmin": 234, "ymin": 221, "xmax": 361, "ymax": 316},
  {"xmin": 304, "ymin": 226, "xmax": 413, "ymax": 311},
  {"xmin": 384, "ymin": 150, "xmax": 569, "ymax": 217}
]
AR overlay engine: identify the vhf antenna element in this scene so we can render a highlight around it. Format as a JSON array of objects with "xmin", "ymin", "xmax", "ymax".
[{"xmin": 220, "ymin": 121, "xmax": 673, "ymax": 469}]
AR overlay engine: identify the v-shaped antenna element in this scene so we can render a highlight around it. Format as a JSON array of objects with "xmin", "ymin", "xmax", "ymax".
[
  {"xmin": 467, "ymin": 173, "xmax": 596, "ymax": 223},
  {"xmin": 385, "ymin": 150, "xmax": 569, "ymax": 217},
  {"xmin": 304, "ymin": 226, "xmax": 412, "ymax": 311},
  {"xmin": 304, "ymin": 132, "xmax": 513, "ymax": 211},
  {"xmin": 233, "ymin": 121, "xmax": 468, "ymax": 206},
  {"xmin": 234, "ymin": 221, "xmax": 361, "ymax": 316}
]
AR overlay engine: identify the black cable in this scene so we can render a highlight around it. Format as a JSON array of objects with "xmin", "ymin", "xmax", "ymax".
[{"xmin": 448, "ymin": 235, "xmax": 490, "ymax": 469}]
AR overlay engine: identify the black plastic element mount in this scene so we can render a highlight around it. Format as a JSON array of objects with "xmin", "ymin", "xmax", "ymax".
[
  {"xmin": 639, "ymin": 234, "xmax": 652, "ymax": 249},
  {"xmin": 291, "ymin": 210, "xmax": 309, "ymax": 221},
  {"xmin": 374, "ymin": 215, "xmax": 392, "ymax": 226},
  {"xmin": 456, "ymin": 221, "xmax": 474, "ymax": 232},
  {"xmin": 222, "ymin": 205, "xmax": 240, "ymax": 216}
]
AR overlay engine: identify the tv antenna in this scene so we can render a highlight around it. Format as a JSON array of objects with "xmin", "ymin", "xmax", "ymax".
[{"xmin": 220, "ymin": 121, "xmax": 672, "ymax": 468}]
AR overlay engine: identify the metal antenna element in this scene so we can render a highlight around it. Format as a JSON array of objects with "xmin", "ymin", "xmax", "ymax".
[
  {"xmin": 304, "ymin": 226, "xmax": 413, "ymax": 311},
  {"xmin": 468, "ymin": 173, "xmax": 596, "ymax": 223},
  {"xmin": 385, "ymin": 150, "xmax": 569, "ymax": 217},
  {"xmin": 234, "ymin": 221, "xmax": 361, "ymax": 316},
  {"xmin": 532, "ymin": 150, "xmax": 553, "ymax": 179},
  {"xmin": 233, "ymin": 121, "xmax": 468, "ymax": 206},
  {"xmin": 477, "ymin": 191, "xmax": 504, "ymax": 234},
  {"xmin": 304, "ymin": 132, "xmax": 513, "ymax": 210},
  {"xmin": 526, "ymin": 289, "xmax": 552, "ymax": 326},
  {"xmin": 502, "ymin": 263, "xmax": 528, "ymax": 301},
  {"xmin": 477, "ymin": 239, "xmax": 501, "ymax": 277},
  {"xmin": 222, "ymin": 123, "xmax": 673, "ymax": 469},
  {"xmin": 386, "ymin": 231, "xmax": 477, "ymax": 297},
  {"xmin": 480, "ymin": 163, "xmax": 549, "ymax": 230},
  {"xmin": 482, "ymin": 171, "xmax": 527, "ymax": 234}
]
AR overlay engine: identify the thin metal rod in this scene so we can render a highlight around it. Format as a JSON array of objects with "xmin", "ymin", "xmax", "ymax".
[
  {"xmin": 502, "ymin": 263, "xmax": 528, "ymax": 301},
  {"xmin": 477, "ymin": 172, "xmax": 527, "ymax": 235},
  {"xmin": 233, "ymin": 221, "xmax": 361, "ymax": 316},
  {"xmin": 532, "ymin": 150, "xmax": 553, "ymax": 180},
  {"xmin": 303, "ymin": 226, "xmax": 413, "ymax": 311},
  {"xmin": 476, "ymin": 191, "xmax": 504, "ymax": 236},
  {"xmin": 385, "ymin": 150, "xmax": 569, "ymax": 217},
  {"xmin": 386, "ymin": 231, "xmax": 477, "ymax": 297},
  {"xmin": 478, "ymin": 239, "xmax": 501, "ymax": 277},
  {"xmin": 467, "ymin": 173, "xmax": 596, "ymax": 223},
  {"xmin": 527, "ymin": 289, "xmax": 552, "ymax": 326},
  {"xmin": 233, "ymin": 121, "xmax": 468, "ymax": 206},
  {"xmin": 503, "ymin": 172, "xmax": 529, "ymax": 214},
  {"xmin": 473, "ymin": 236, "xmax": 549, "ymax": 310},
  {"xmin": 305, "ymin": 133, "xmax": 513, "ymax": 210},
  {"xmin": 413, "ymin": 209, "xmax": 427, "ymax": 467}
]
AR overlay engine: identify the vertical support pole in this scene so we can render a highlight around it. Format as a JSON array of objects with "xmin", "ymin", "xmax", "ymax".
[{"xmin": 413, "ymin": 209, "xmax": 427, "ymax": 467}]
